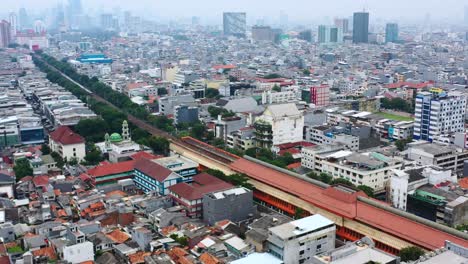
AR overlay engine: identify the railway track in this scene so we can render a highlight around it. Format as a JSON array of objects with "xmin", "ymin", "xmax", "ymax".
[{"xmin": 34, "ymin": 54, "xmax": 237, "ymax": 164}]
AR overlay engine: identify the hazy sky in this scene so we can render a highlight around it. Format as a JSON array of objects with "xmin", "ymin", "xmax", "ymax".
[{"xmin": 4, "ymin": 0, "xmax": 468, "ymax": 23}]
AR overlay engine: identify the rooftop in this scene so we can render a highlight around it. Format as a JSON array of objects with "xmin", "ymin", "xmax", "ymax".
[{"xmin": 269, "ymin": 214, "xmax": 334, "ymax": 240}]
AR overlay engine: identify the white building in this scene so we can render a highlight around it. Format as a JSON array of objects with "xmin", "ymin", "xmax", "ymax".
[
  {"xmin": 407, "ymin": 142, "xmax": 468, "ymax": 172},
  {"xmin": 255, "ymin": 103, "xmax": 304, "ymax": 147},
  {"xmin": 49, "ymin": 126, "xmax": 86, "ymax": 162},
  {"xmin": 62, "ymin": 241, "xmax": 94, "ymax": 263},
  {"xmin": 413, "ymin": 92, "xmax": 466, "ymax": 142},
  {"xmin": 302, "ymin": 145, "xmax": 402, "ymax": 191},
  {"xmin": 261, "ymin": 90, "xmax": 297, "ymax": 105},
  {"xmin": 389, "ymin": 166, "xmax": 455, "ymax": 211},
  {"xmin": 267, "ymin": 214, "xmax": 336, "ymax": 264}
]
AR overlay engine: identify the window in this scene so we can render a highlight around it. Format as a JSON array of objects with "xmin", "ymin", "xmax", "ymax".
[{"xmin": 316, "ymin": 244, "xmax": 322, "ymax": 250}]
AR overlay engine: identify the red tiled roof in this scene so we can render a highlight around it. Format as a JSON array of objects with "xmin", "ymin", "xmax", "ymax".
[
  {"xmin": 100, "ymin": 211, "xmax": 135, "ymax": 227},
  {"xmin": 49, "ymin": 126, "xmax": 84, "ymax": 145},
  {"xmin": 286, "ymin": 162, "xmax": 301, "ymax": 169},
  {"xmin": 87, "ymin": 160, "xmax": 135, "ymax": 178},
  {"xmin": 385, "ymin": 81, "xmax": 433, "ymax": 89},
  {"xmin": 134, "ymin": 158, "xmax": 174, "ymax": 182},
  {"xmin": 230, "ymin": 158, "xmax": 468, "ymax": 249},
  {"xmin": 275, "ymin": 141, "xmax": 314, "ymax": 150},
  {"xmin": 458, "ymin": 177, "xmax": 468, "ymax": 189},
  {"xmin": 213, "ymin": 64, "xmax": 236, "ymax": 70},
  {"xmin": 32, "ymin": 247, "xmax": 57, "ymax": 260},
  {"xmin": 130, "ymin": 151, "xmax": 163, "ymax": 160},
  {"xmin": 129, "ymin": 251, "xmax": 151, "ymax": 264},
  {"xmin": 200, "ymin": 253, "xmax": 221, "ymax": 264},
  {"xmin": 127, "ymin": 82, "xmax": 148, "ymax": 90},
  {"xmin": 0, "ymin": 256, "xmax": 11, "ymax": 264},
  {"xmin": 168, "ymin": 173, "xmax": 233, "ymax": 201},
  {"xmin": 106, "ymin": 229, "xmax": 130, "ymax": 244},
  {"xmin": 32, "ymin": 175, "xmax": 49, "ymax": 187}
]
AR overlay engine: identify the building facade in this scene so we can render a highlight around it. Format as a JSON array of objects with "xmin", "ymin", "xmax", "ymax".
[
  {"xmin": 385, "ymin": 23, "xmax": 399, "ymax": 43},
  {"xmin": 310, "ymin": 85, "xmax": 330, "ymax": 107},
  {"xmin": 413, "ymin": 92, "xmax": 466, "ymax": 142},
  {"xmin": 353, "ymin": 12, "xmax": 369, "ymax": 43},
  {"xmin": 203, "ymin": 187, "xmax": 254, "ymax": 225},
  {"xmin": 267, "ymin": 214, "xmax": 336, "ymax": 264}
]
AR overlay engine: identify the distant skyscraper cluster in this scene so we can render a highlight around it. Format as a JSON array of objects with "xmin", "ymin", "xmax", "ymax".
[{"xmin": 318, "ymin": 25, "xmax": 343, "ymax": 44}]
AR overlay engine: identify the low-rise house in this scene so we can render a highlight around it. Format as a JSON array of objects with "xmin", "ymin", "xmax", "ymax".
[{"xmin": 48, "ymin": 126, "xmax": 86, "ymax": 162}]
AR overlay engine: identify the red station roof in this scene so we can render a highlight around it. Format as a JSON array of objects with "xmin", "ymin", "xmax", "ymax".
[{"xmin": 229, "ymin": 158, "xmax": 468, "ymax": 249}]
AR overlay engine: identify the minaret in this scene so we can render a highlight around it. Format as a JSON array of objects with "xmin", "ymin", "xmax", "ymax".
[
  {"xmin": 122, "ymin": 120, "xmax": 130, "ymax": 141},
  {"xmin": 104, "ymin": 133, "xmax": 110, "ymax": 149}
]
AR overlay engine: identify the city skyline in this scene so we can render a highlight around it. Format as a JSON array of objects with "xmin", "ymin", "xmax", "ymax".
[{"xmin": 3, "ymin": 0, "xmax": 468, "ymax": 24}]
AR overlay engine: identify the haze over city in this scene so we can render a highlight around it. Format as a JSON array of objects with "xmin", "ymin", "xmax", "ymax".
[{"xmin": 3, "ymin": 0, "xmax": 468, "ymax": 24}]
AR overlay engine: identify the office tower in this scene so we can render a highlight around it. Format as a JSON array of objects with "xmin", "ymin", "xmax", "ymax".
[
  {"xmin": 267, "ymin": 215, "xmax": 336, "ymax": 264},
  {"xmin": 8, "ymin": 13, "xmax": 17, "ymax": 37},
  {"xmin": 100, "ymin": 13, "xmax": 114, "ymax": 30},
  {"xmin": 0, "ymin": 21, "xmax": 12, "ymax": 48},
  {"xmin": 192, "ymin": 16, "xmax": 200, "ymax": 26},
  {"xmin": 18, "ymin": 8, "xmax": 29, "ymax": 30},
  {"xmin": 413, "ymin": 92, "xmax": 466, "ymax": 142},
  {"xmin": 334, "ymin": 18, "xmax": 349, "ymax": 33},
  {"xmin": 353, "ymin": 12, "xmax": 369, "ymax": 43},
  {"xmin": 318, "ymin": 25, "xmax": 329, "ymax": 43},
  {"xmin": 310, "ymin": 85, "xmax": 330, "ymax": 107},
  {"xmin": 299, "ymin": 30, "xmax": 313, "ymax": 42},
  {"xmin": 252, "ymin": 26, "xmax": 273, "ymax": 41},
  {"xmin": 69, "ymin": 0, "xmax": 82, "ymax": 14},
  {"xmin": 223, "ymin": 12, "xmax": 246, "ymax": 37},
  {"xmin": 318, "ymin": 25, "xmax": 342, "ymax": 44},
  {"xmin": 68, "ymin": 0, "xmax": 82, "ymax": 29},
  {"xmin": 279, "ymin": 10, "xmax": 288, "ymax": 28},
  {"xmin": 385, "ymin": 23, "xmax": 399, "ymax": 43}
]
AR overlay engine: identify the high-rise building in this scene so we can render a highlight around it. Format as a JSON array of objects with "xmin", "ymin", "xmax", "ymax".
[
  {"xmin": 334, "ymin": 18, "xmax": 349, "ymax": 33},
  {"xmin": 413, "ymin": 91, "xmax": 466, "ymax": 142},
  {"xmin": 8, "ymin": 13, "xmax": 17, "ymax": 38},
  {"xmin": 252, "ymin": 26, "xmax": 273, "ymax": 41},
  {"xmin": 353, "ymin": 12, "xmax": 369, "ymax": 43},
  {"xmin": 385, "ymin": 23, "xmax": 399, "ymax": 43},
  {"xmin": 100, "ymin": 13, "xmax": 114, "ymax": 30},
  {"xmin": 310, "ymin": 85, "xmax": 330, "ymax": 107},
  {"xmin": 223, "ymin": 12, "xmax": 246, "ymax": 37},
  {"xmin": 67, "ymin": 0, "xmax": 83, "ymax": 29},
  {"xmin": 299, "ymin": 30, "xmax": 313, "ymax": 42},
  {"xmin": 318, "ymin": 25, "xmax": 342, "ymax": 44},
  {"xmin": 18, "ymin": 8, "xmax": 29, "ymax": 30},
  {"xmin": 0, "ymin": 20, "xmax": 12, "ymax": 48}
]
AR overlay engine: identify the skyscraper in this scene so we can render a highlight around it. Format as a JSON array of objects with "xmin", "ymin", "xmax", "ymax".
[
  {"xmin": 68, "ymin": 0, "xmax": 83, "ymax": 29},
  {"xmin": 465, "ymin": 6, "xmax": 468, "ymax": 25},
  {"xmin": 8, "ymin": 13, "xmax": 17, "ymax": 38},
  {"xmin": 252, "ymin": 26, "xmax": 273, "ymax": 42},
  {"xmin": 18, "ymin": 8, "xmax": 29, "ymax": 30},
  {"xmin": 352, "ymin": 12, "xmax": 369, "ymax": 43},
  {"xmin": 100, "ymin": 13, "xmax": 114, "ymax": 30},
  {"xmin": 223, "ymin": 12, "xmax": 246, "ymax": 37},
  {"xmin": 385, "ymin": 23, "xmax": 399, "ymax": 43},
  {"xmin": 0, "ymin": 20, "xmax": 12, "ymax": 48},
  {"xmin": 299, "ymin": 30, "xmax": 313, "ymax": 42},
  {"xmin": 318, "ymin": 25, "xmax": 342, "ymax": 44},
  {"xmin": 334, "ymin": 18, "xmax": 349, "ymax": 33},
  {"xmin": 413, "ymin": 92, "xmax": 466, "ymax": 142}
]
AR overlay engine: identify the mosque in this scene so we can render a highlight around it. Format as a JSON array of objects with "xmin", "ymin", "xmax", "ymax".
[{"xmin": 96, "ymin": 120, "xmax": 141, "ymax": 163}]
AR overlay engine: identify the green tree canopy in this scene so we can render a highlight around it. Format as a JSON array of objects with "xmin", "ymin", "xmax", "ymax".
[
  {"xmin": 357, "ymin": 185, "xmax": 374, "ymax": 197},
  {"xmin": 399, "ymin": 246, "xmax": 425, "ymax": 262},
  {"xmin": 13, "ymin": 159, "xmax": 33, "ymax": 180},
  {"xmin": 205, "ymin": 88, "xmax": 220, "ymax": 98},
  {"xmin": 75, "ymin": 118, "xmax": 109, "ymax": 143}
]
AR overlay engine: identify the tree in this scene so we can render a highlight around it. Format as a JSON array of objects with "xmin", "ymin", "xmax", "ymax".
[
  {"xmin": 75, "ymin": 118, "xmax": 109, "ymax": 143},
  {"xmin": 145, "ymin": 136, "xmax": 170, "ymax": 155},
  {"xmin": 331, "ymin": 178, "xmax": 355, "ymax": 187},
  {"xmin": 41, "ymin": 144, "xmax": 51, "ymax": 155},
  {"xmin": 395, "ymin": 137, "xmax": 413, "ymax": 151},
  {"xmin": 13, "ymin": 159, "xmax": 33, "ymax": 180},
  {"xmin": 303, "ymin": 69, "xmax": 311, "ymax": 75},
  {"xmin": 295, "ymin": 207, "xmax": 304, "ymax": 219},
  {"xmin": 399, "ymin": 246, "xmax": 425, "ymax": 262},
  {"xmin": 357, "ymin": 185, "xmax": 374, "ymax": 197},
  {"xmin": 51, "ymin": 152, "xmax": 65, "ymax": 169},
  {"xmin": 272, "ymin": 84, "xmax": 281, "ymax": 92},
  {"xmin": 229, "ymin": 76, "xmax": 239, "ymax": 82},
  {"xmin": 205, "ymin": 88, "xmax": 220, "ymax": 98},
  {"xmin": 319, "ymin": 173, "xmax": 332, "ymax": 184},
  {"xmin": 264, "ymin": 73, "xmax": 282, "ymax": 79},
  {"xmin": 68, "ymin": 157, "xmax": 79, "ymax": 166},
  {"xmin": 83, "ymin": 146, "xmax": 103, "ymax": 166},
  {"xmin": 190, "ymin": 123, "xmax": 206, "ymax": 140}
]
